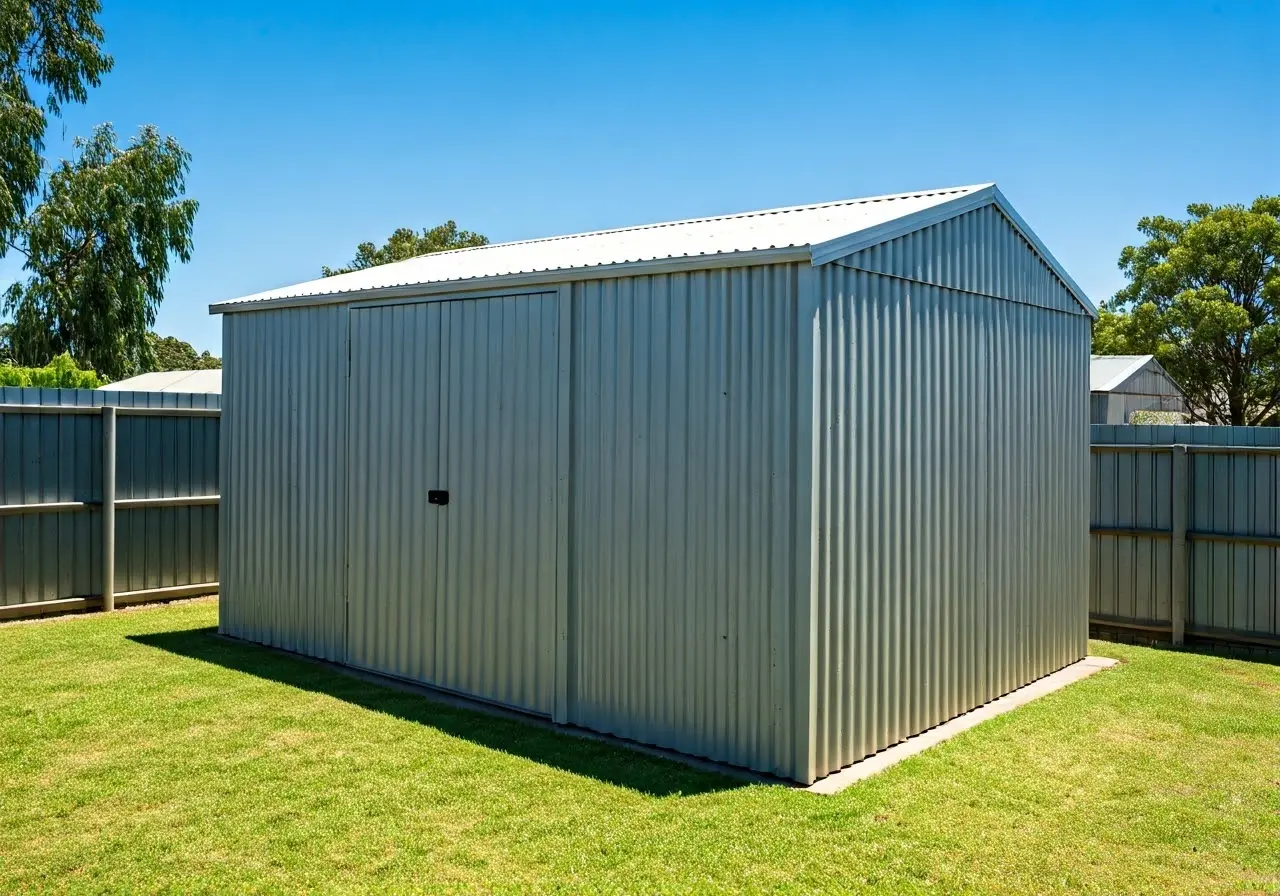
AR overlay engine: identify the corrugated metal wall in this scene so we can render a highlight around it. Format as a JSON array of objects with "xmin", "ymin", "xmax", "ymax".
[
  {"xmin": 567, "ymin": 266, "xmax": 801, "ymax": 779},
  {"xmin": 0, "ymin": 390, "xmax": 218, "ymax": 609},
  {"xmin": 1110, "ymin": 362, "xmax": 1184, "ymax": 398},
  {"xmin": 807, "ymin": 213, "xmax": 1090, "ymax": 780},
  {"xmin": 842, "ymin": 202, "xmax": 1084, "ymax": 317},
  {"xmin": 1090, "ymin": 425, "xmax": 1280, "ymax": 640},
  {"xmin": 218, "ymin": 306, "xmax": 348, "ymax": 660},
  {"xmin": 217, "ymin": 207, "xmax": 1092, "ymax": 784},
  {"xmin": 346, "ymin": 294, "xmax": 562, "ymax": 716}
]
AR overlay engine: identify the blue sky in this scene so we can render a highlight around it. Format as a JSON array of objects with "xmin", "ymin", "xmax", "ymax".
[{"xmin": 3, "ymin": 0, "xmax": 1276, "ymax": 354}]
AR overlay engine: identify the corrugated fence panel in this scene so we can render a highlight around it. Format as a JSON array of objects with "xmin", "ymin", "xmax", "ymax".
[
  {"xmin": 1091, "ymin": 425, "xmax": 1280, "ymax": 642},
  {"xmin": 1090, "ymin": 447, "xmax": 1172, "ymax": 622},
  {"xmin": 0, "ymin": 409, "xmax": 101, "ymax": 606},
  {"xmin": 842, "ymin": 203, "xmax": 1084, "ymax": 316},
  {"xmin": 115, "ymin": 414, "xmax": 220, "ymax": 593},
  {"xmin": 0, "ymin": 387, "xmax": 220, "ymax": 409},
  {"xmin": 219, "ymin": 306, "xmax": 348, "ymax": 660},
  {"xmin": 1092, "ymin": 424, "xmax": 1280, "ymax": 447},
  {"xmin": 568, "ymin": 265, "xmax": 800, "ymax": 779},
  {"xmin": 810, "ymin": 262, "xmax": 1090, "ymax": 779},
  {"xmin": 0, "ymin": 389, "xmax": 219, "ymax": 609}
]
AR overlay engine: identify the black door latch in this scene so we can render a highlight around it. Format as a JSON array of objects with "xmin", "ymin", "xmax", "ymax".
[{"xmin": 428, "ymin": 490, "xmax": 449, "ymax": 506}]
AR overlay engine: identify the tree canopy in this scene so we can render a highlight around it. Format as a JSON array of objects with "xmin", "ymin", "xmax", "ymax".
[
  {"xmin": 323, "ymin": 221, "xmax": 487, "ymax": 276},
  {"xmin": 0, "ymin": 0, "xmax": 113, "ymax": 255},
  {"xmin": 148, "ymin": 333, "xmax": 220, "ymax": 371},
  {"xmin": 2, "ymin": 124, "xmax": 198, "ymax": 379},
  {"xmin": 1, "ymin": 2, "xmax": 196, "ymax": 381},
  {"xmin": 1094, "ymin": 196, "xmax": 1280, "ymax": 425}
]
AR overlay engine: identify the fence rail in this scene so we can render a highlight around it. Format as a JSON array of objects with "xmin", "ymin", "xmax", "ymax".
[
  {"xmin": 1090, "ymin": 425, "xmax": 1280, "ymax": 652},
  {"xmin": 0, "ymin": 390, "xmax": 220, "ymax": 621}
]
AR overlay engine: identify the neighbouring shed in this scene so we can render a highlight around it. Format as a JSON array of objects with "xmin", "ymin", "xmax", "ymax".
[
  {"xmin": 100, "ymin": 369, "xmax": 222, "ymax": 394},
  {"xmin": 210, "ymin": 184, "xmax": 1094, "ymax": 784},
  {"xmin": 1090, "ymin": 355, "xmax": 1187, "ymax": 424}
]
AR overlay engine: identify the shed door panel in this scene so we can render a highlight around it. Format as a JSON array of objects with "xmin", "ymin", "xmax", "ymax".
[{"xmin": 347, "ymin": 294, "xmax": 560, "ymax": 716}]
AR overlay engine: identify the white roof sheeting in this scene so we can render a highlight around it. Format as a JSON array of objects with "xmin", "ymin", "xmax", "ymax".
[
  {"xmin": 1090, "ymin": 355, "xmax": 1155, "ymax": 392},
  {"xmin": 99, "ymin": 369, "xmax": 222, "ymax": 394},
  {"xmin": 212, "ymin": 183, "xmax": 1094, "ymax": 315}
]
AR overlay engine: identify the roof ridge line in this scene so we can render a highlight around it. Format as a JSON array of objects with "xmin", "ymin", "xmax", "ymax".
[{"xmin": 370, "ymin": 184, "xmax": 989, "ymax": 265}]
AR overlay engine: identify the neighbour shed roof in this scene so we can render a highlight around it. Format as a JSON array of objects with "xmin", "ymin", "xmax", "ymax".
[
  {"xmin": 1090, "ymin": 355, "xmax": 1157, "ymax": 392},
  {"xmin": 99, "ymin": 369, "xmax": 222, "ymax": 394},
  {"xmin": 212, "ymin": 184, "xmax": 1094, "ymax": 316}
]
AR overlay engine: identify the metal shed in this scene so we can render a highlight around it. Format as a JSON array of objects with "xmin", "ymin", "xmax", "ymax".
[
  {"xmin": 1090, "ymin": 354, "xmax": 1187, "ymax": 424},
  {"xmin": 100, "ymin": 369, "xmax": 223, "ymax": 394},
  {"xmin": 211, "ymin": 183, "xmax": 1094, "ymax": 784}
]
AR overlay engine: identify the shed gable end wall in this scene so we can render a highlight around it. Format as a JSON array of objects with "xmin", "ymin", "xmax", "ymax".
[
  {"xmin": 807, "ymin": 263, "xmax": 1090, "ymax": 779},
  {"xmin": 837, "ymin": 204, "xmax": 1084, "ymax": 316},
  {"xmin": 1114, "ymin": 361, "xmax": 1185, "ymax": 398}
]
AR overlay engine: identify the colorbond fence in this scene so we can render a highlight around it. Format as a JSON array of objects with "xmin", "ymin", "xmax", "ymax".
[
  {"xmin": 0, "ymin": 388, "xmax": 220, "ymax": 620},
  {"xmin": 1091, "ymin": 424, "xmax": 1280, "ymax": 651}
]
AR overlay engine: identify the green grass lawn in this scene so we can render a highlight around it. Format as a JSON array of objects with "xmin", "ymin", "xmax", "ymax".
[{"xmin": 1, "ymin": 599, "xmax": 1278, "ymax": 895}]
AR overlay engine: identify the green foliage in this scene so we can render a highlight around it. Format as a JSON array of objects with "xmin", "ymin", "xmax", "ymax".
[
  {"xmin": 1096, "ymin": 196, "xmax": 1280, "ymax": 425},
  {"xmin": 323, "ymin": 221, "xmax": 488, "ymax": 276},
  {"xmin": 1127, "ymin": 409, "xmax": 1187, "ymax": 426},
  {"xmin": 0, "ymin": 0, "xmax": 113, "ymax": 254},
  {"xmin": 2, "ymin": 123, "xmax": 199, "ymax": 379},
  {"xmin": 0, "ymin": 350, "xmax": 103, "ymax": 387},
  {"xmin": 147, "ymin": 333, "xmax": 220, "ymax": 370}
]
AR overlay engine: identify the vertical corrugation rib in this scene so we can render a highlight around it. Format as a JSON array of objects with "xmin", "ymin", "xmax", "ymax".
[
  {"xmin": 219, "ymin": 306, "xmax": 348, "ymax": 660},
  {"xmin": 809, "ymin": 211, "xmax": 1090, "ymax": 780},
  {"xmin": 569, "ymin": 263, "xmax": 800, "ymax": 778}
]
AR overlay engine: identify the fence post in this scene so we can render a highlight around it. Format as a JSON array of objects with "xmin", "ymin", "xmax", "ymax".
[
  {"xmin": 1170, "ymin": 444, "xmax": 1188, "ymax": 646},
  {"xmin": 102, "ymin": 405, "xmax": 116, "ymax": 613}
]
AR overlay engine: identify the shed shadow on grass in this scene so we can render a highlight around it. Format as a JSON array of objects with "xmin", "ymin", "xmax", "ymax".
[{"xmin": 130, "ymin": 626, "xmax": 753, "ymax": 798}]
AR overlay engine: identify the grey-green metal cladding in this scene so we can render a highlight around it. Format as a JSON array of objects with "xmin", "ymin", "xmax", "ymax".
[
  {"xmin": 841, "ymin": 202, "xmax": 1084, "ymax": 316},
  {"xmin": 807, "ymin": 214, "xmax": 1090, "ymax": 780},
  {"xmin": 218, "ymin": 305, "xmax": 348, "ymax": 660},
  {"xmin": 1091, "ymin": 425, "xmax": 1280, "ymax": 638},
  {"xmin": 216, "ymin": 201, "xmax": 1090, "ymax": 784},
  {"xmin": 1, "ymin": 389, "xmax": 218, "ymax": 609},
  {"xmin": 346, "ymin": 294, "xmax": 562, "ymax": 715},
  {"xmin": 567, "ymin": 265, "xmax": 802, "ymax": 779}
]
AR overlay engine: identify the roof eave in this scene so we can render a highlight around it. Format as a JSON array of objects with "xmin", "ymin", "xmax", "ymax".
[{"xmin": 210, "ymin": 245, "xmax": 813, "ymax": 314}]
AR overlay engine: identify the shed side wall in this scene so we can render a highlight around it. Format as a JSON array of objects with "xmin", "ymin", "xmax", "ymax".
[
  {"xmin": 809, "ymin": 263, "xmax": 1090, "ymax": 779},
  {"xmin": 568, "ymin": 264, "xmax": 801, "ymax": 779},
  {"xmin": 219, "ymin": 305, "xmax": 349, "ymax": 660}
]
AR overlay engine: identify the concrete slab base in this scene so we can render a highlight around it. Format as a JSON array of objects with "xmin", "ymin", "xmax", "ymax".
[{"xmin": 806, "ymin": 656, "xmax": 1119, "ymax": 795}]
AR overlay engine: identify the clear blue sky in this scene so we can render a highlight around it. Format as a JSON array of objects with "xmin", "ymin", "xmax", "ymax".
[{"xmin": 3, "ymin": 0, "xmax": 1276, "ymax": 355}]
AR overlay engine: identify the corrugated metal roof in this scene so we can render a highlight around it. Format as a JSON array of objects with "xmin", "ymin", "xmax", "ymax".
[
  {"xmin": 99, "ymin": 369, "xmax": 222, "ymax": 394},
  {"xmin": 1090, "ymin": 355, "xmax": 1154, "ymax": 392},
  {"xmin": 214, "ymin": 185, "xmax": 990, "ymax": 310}
]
